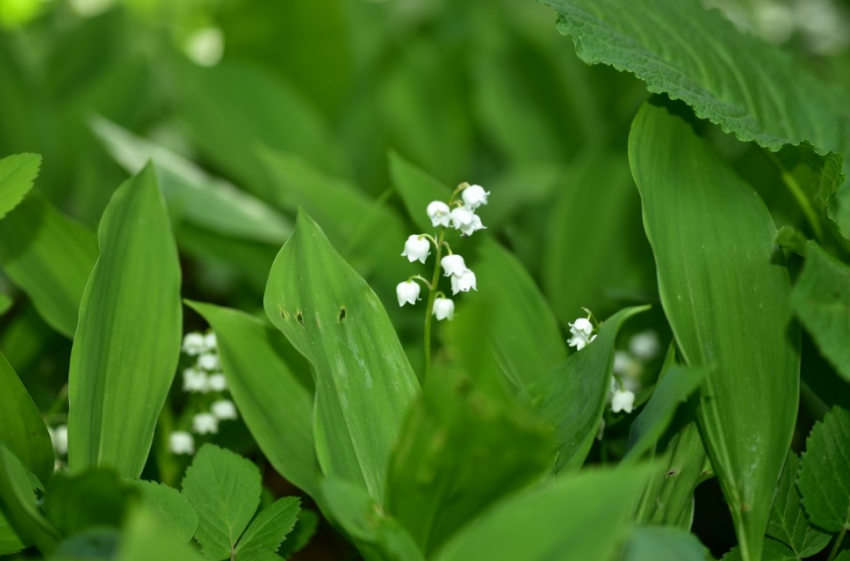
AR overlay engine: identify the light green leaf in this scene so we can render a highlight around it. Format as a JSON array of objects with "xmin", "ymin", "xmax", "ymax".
[
  {"xmin": 539, "ymin": 0, "xmax": 850, "ymax": 155},
  {"xmin": 235, "ymin": 497, "xmax": 300, "ymax": 560},
  {"xmin": 132, "ymin": 480, "xmax": 198, "ymax": 544},
  {"xmin": 91, "ymin": 115, "xmax": 292, "ymax": 245},
  {"xmin": 624, "ymin": 526, "xmax": 710, "ymax": 561},
  {"xmin": 0, "ymin": 443, "xmax": 59, "ymax": 555},
  {"xmin": 720, "ymin": 538, "xmax": 797, "ymax": 561},
  {"xmin": 181, "ymin": 444, "xmax": 262, "ymax": 561},
  {"xmin": 115, "ymin": 506, "xmax": 206, "ymax": 561},
  {"xmin": 630, "ymin": 101, "xmax": 799, "ymax": 561},
  {"xmin": 0, "ymin": 350, "xmax": 53, "ymax": 487},
  {"xmin": 388, "ymin": 151, "xmax": 452, "ymax": 234},
  {"xmin": 767, "ymin": 452, "xmax": 831, "ymax": 558},
  {"xmin": 186, "ymin": 301, "xmax": 319, "ymax": 500},
  {"xmin": 798, "ymin": 407, "xmax": 850, "ymax": 533},
  {"xmin": 526, "ymin": 305, "xmax": 649, "ymax": 473},
  {"xmin": 475, "ymin": 237, "xmax": 566, "ymax": 389},
  {"xmin": 67, "ymin": 163, "xmax": 182, "ymax": 478},
  {"xmin": 0, "ymin": 194, "xmax": 98, "ymax": 338},
  {"xmin": 0, "ymin": 509, "xmax": 24, "ymax": 556},
  {"xmin": 277, "ymin": 510, "xmax": 319, "ymax": 559},
  {"xmin": 625, "ymin": 365, "xmax": 707, "ymax": 463},
  {"xmin": 0, "ymin": 153, "xmax": 40, "ymax": 221},
  {"xmin": 0, "ymin": 294, "xmax": 11, "ymax": 316},
  {"xmin": 433, "ymin": 466, "xmax": 652, "ymax": 561},
  {"xmin": 793, "ymin": 242, "xmax": 850, "ymax": 382},
  {"xmin": 43, "ymin": 468, "xmax": 138, "ymax": 536},
  {"xmin": 264, "ymin": 211, "xmax": 419, "ymax": 502}
]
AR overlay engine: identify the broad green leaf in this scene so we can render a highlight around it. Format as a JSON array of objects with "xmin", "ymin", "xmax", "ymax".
[
  {"xmin": 115, "ymin": 507, "xmax": 206, "ymax": 561},
  {"xmin": 0, "ymin": 350, "xmax": 53, "ymax": 486},
  {"xmin": 434, "ymin": 466, "xmax": 652, "ymax": 561},
  {"xmin": 67, "ymin": 163, "xmax": 182, "ymax": 478},
  {"xmin": 526, "ymin": 305, "xmax": 649, "ymax": 473},
  {"xmin": 0, "ymin": 510, "xmax": 22, "ymax": 555},
  {"xmin": 475, "ymin": 237, "xmax": 566, "ymax": 389},
  {"xmin": 0, "ymin": 443, "xmax": 59, "ymax": 555},
  {"xmin": 0, "ymin": 194, "xmax": 98, "ymax": 338},
  {"xmin": 767, "ymin": 452, "xmax": 831, "ymax": 558},
  {"xmin": 388, "ymin": 151, "xmax": 453, "ymax": 234},
  {"xmin": 625, "ymin": 365, "xmax": 707, "ymax": 463},
  {"xmin": 186, "ymin": 301, "xmax": 320, "ymax": 499},
  {"xmin": 51, "ymin": 528, "xmax": 120, "ymax": 560},
  {"xmin": 320, "ymin": 478, "xmax": 425, "ymax": 561},
  {"xmin": 630, "ymin": 101, "xmax": 799, "ymax": 561},
  {"xmin": 0, "ymin": 294, "xmax": 10, "ymax": 316},
  {"xmin": 181, "ymin": 444, "xmax": 262, "ymax": 561},
  {"xmin": 793, "ymin": 242, "xmax": 850, "ymax": 382},
  {"xmin": 720, "ymin": 538, "xmax": 797, "ymax": 561},
  {"xmin": 836, "ymin": 552, "xmax": 850, "ymax": 561},
  {"xmin": 624, "ymin": 526, "xmax": 710, "ymax": 561},
  {"xmin": 798, "ymin": 407, "xmax": 850, "ymax": 534},
  {"xmin": 264, "ymin": 211, "xmax": 419, "ymax": 502},
  {"xmin": 132, "ymin": 480, "xmax": 198, "ymax": 543},
  {"xmin": 43, "ymin": 469, "xmax": 137, "ymax": 536},
  {"xmin": 277, "ymin": 509, "xmax": 319, "ymax": 559},
  {"xmin": 539, "ymin": 0, "xmax": 850, "ymax": 156},
  {"xmin": 235, "ymin": 497, "xmax": 300, "ymax": 560},
  {"xmin": 91, "ymin": 116, "xmax": 292, "ymax": 245},
  {"xmin": 386, "ymin": 301, "xmax": 553, "ymax": 555},
  {"xmin": 0, "ymin": 153, "xmax": 40, "ymax": 220}
]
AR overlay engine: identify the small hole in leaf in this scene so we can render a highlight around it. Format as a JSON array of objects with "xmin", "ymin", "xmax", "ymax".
[
  {"xmin": 666, "ymin": 469, "xmax": 679, "ymax": 478},
  {"xmin": 296, "ymin": 312, "xmax": 304, "ymax": 325},
  {"xmin": 339, "ymin": 307, "xmax": 346, "ymax": 322},
  {"xmin": 279, "ymin": 307, "xmax": 289, "ymax": 320}
]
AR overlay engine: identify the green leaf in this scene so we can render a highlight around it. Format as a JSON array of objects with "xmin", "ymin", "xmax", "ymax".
[
  {"xmin": 526, "ymin": 305, "xmax": 649, "ymax": 473},
  {"xmin": 320, "ymin": 478, "xmax": 425, "ymax": 561},
  {"xmin": 798, "ymin": 407, "xmax": 850, "ymax": 534},
  {"xmin": 0, "ymin": 294, "xmax": 11, "ymax": 316},
  {"xmin": 720, "ymin": 538, "xmax": 797, "ymax": 561},
  {"xmin": 475, "ymin": 237, "xmax": 566, "ymax": 389},
  {"xmin": 67, "ymin": 163, "xmax": 182, "ymax": 478},
  {"xmin": 235, "ymin": 497, "xmax": 300, "ymax": 560},
  {"xmin": 836, "ymin": 552, "xmax": 850, "ymax": 561},
  {"xmin": 115, "ymin": 506, "xmax": 206, "ymax": 561},
  {"xmin": 181, "ymin": 445, "xmax": 262, "ymax": 561},
  {"xmin": 43, "ymin": 468, "xmax": 138, "ymax": 536},
  {"xmin": 91, "ymin": 115, "xmax": 292, "ymax": 245},
  {"xmin": 539, "ymin": 0, "xmax": 850, "ymax": 156},
  {"xmin": 0, "ymin": 443, "xmax": 59, "ymax": 555},
  {"xmin": 433, "ymin": 466, "xmax": 652, "ymax": 561},
  {"xmin": 388, "ymin": 151, "xmax": 453, "ymax": 234},
  {"xmin": 624, "ymin": 526, "xmax": 710, "ymax": 561},
  {"xmin": 52, "ymin": 528, "xmax": 120, "ymax": 561},
  {"xmin": 264, "ymin": 210, "xmax": 419, "ymax": 501},
  {"xmin": 625, "ymin": 365, "xmax": 707, "ymax": 463},
  {"xmin": 768, "ymin": 452, "xmax": 831, "ymax": 558},
  {"xmin": 793, "ymin": 242, "xmax": 850, "ymax": 382},
  {"xmin": 0, "ymin": 153, "xmax": 40, "ymax": 221},
  {"xmin": 186, "ymin": 301, "xmax": 320, "ymax": 500},
  {"xmin": 0, "ymin": 509, "xmax": 24, "ymax": 556},
  {"xmin": 132, "ymin": 480, "xmax": 198, "ymax": 543},
  {"xmin": 630, "ymin": 101, "xmax": 800, "ymax": 561},
  {"xmin": 0, "ymin": 350, "xmax": 53, "ymax": 487},
  {"xmin": 0, "ymin": 194, "xmax": 98, "ymax": 338},
  {"xmin": 277, "ymin": 509, "xmax": 319, "ymax": 559}
]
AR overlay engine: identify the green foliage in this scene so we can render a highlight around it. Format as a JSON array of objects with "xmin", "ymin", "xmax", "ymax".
[
  {"xmin": 0, "ymin": 510, "xmax": 24, "ymax": 556},
  {"xmin": 132, "ymin": 480, "xmax": 198, "ymax": 543},
  {"xmin": 721, "ymin": 538, "xmax": 798, "ymax": 561},
  {"xmin": 389, "ymin": 151, "xmax": 452, "ymax": 234},
  {"xmin": 43, "ymin": 469, "xmax": 138, "ymax": 536},
  {"xmin": 624, "ymin": 526, "xmax": 711, "ymax": 561},
  {"xmin": 277, "ymin": 509, "xmax": 319, "ymax": 559},
  {"xmin": 0, "ymin": 153, "xmax": 40, "ymax": 220},
  {"xmin": 114, "ymin": 507, "xmax": 206, "ymax": 561},
  {"xmin": 234, "ymin": 497, "xmax": 301, "ymax": 560},
  {"xmin": 798, "ymin": 407, "xmax": 850, "ymax": 534},
  {"xmin": 0, "ymin": 443, "xmax": 59, "ymax": 555},
  {"xmin": 631, "ymin": 101, "xmax": 799, "ymax": 561},
  {"xmin": 67, "ymin": 163, "xmax": 182, "ymax": 478}
]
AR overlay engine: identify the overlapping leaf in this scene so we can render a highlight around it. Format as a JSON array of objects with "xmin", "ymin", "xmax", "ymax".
[
  {"xmin": 0, "ymin": 153, "xmax": 40, "ymax": 220},
  {"xmin": 798, "ymin": 407, "xmax": 850, "ymax": 534}
]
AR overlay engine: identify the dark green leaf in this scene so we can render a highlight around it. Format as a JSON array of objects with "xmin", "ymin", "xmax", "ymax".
[
  {"xmin": 235, "ymin": 497, "xmax": 300, "ymax": 559},
  {"xmin": 0, "ymin": 153, "xmax": 40, "ymax": 220},
  {"xmin": 720, "ymin": 538, "xmax": 797, "ymax": 561},
  {"xmin": 798, "ymin": 407, "xmax": 850, "ymax": 533},
  {"xmin": 0, "ymin": 443, "xmax": 59, "ymax": 554},
  {"xmin": 132, "ymin": 480, "xmax": 198, "ymax": 543},
  {"xmin": 115, "ymin": 507, "xmax": 206, "ymax": 561},
  {"xmin": 43, "ymin": 469, "xmax": 137, "ymax": 536},
  {"xmin": 388, "ymin": 151, "xmax": 453, "ymax": 234},
  {"xmin": 276, "ymin": 510, "xmax": 318, "ymax": 559},
  {"xmin": 624, "ymin": 526, "xmax": 710, "ymax": 561},
  {"xmin": 52, "ymin": 527, "xmax": 120, "ymax": 561},
  {"xmin": 0, "ymin": 509, "xmax": 24, "ymax": 556},
  {"xmin": 67, "ymin": 163, "xmax": 182, "ymax": 478}
]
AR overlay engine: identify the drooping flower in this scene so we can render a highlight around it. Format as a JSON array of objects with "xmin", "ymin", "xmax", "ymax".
[
  {"xmin": 451, "ymin": 269, "xmax": 477, "ymax": 295},
  {"xmin": 401, "ymin": 235, "xmax": 431, "ymax": 264},
  {"xmin": 629, "ymin": 330, "xmax": 660, "ymax": 361},
  {"xmin": 461, "ymin": 184, "xmax": 490, "ymax": 209},
  {"xmin": 569, "ymin": 318, "xmax": 594, "ymax": 338},
  {"xmin": 183, "ymin": 368, "xmax": 209, "ymax": 393},
  {"xmin": 211, "ymin": 399, "xmax": 238, "ymax": 420},
  {"xmin": 567, "ymin": 332, "xmax": 597, "ymax": 351},
  {"xmin": 426, "ymin": 201, "xmax": 451, "ymax": 228},
  {"xmin": 192, "ymin": 413, "xmax": 219, "ymax": 435},
  {"xmin": 432, "ymin": 298, "xmax": 455, "ymax": 321},
  {"xmin": 396, "ymin": 281, "xmax": 421, "ymax": 307},
  {"xmin": 613, "ymin": 351, "xmax": 643, "ymax": 378},
  {"xmin": 198, "ymin": 353, "xmax": 220, "ymax": 372},
  {"xmin": 49, "ymin": 425, "xmax": 68, "ymax": 456},
  {"xmin": 457, "ymin": 213, "xmax": 486, "ymax": 236},
  {"xmin": 204, "ymin": 332, "xmax": 217, "ymax": 351},
  {"xmin": 611, "ymin": 389, "xmax": 636, "ymax": 414},
  {"xmin": 449, "ymin": 206, "xmax": 475, "ymax": 231},
  {"xmin": 182, "ymin": 332, "xmax": 206, "ymax": 355},
  {"xmin": 208, "ymin": 373, "xmax": 227, "ymax": 392},
  {"xmin": 441, "ymin": 254, "xmax": 468, "ymax": 277},
  {"xmin": 169, "ymin": 431, "xmax": 195, "ymax": 455}
]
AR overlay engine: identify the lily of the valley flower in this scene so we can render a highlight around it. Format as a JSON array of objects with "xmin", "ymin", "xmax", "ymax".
[
  {"xmin": 449, "ymin": 206, "xmax": 475, "ymax": 231},
  {"xmin": 567, "ymin": 315, "xmax": 596, "ymax": 351},
  {"xmin": 48, "ymin": 425, "xmax": 68, "ymax": 456},
  {"xmin": 629, "ymin": 330, "xmax": 660, "ymax": 361},
  {"xmin": 208, "ymin": 373, "xmax": 227, "ymax": 392},
  {"xmin": 568, "ymin": 332, "xmax": 597, "ymax": 350},
  {"xmin": 192, "ymin": 413, "xmax": 219, "ymax": 435},
  {"xmin": 433, "ymin": 297, "xmax": 455, "ymax": 321},
  {"xmin": 182, "ymin": 332, "xmax": 206, "ymax": 355},
  {"xmin": 451, "ymin": 269, "xmax": 477, "ymax": 294},
  {"xmin": 441, "ymin": 254, "xmax": 468, "ymax": 277},
  {"xmin": 611, "ymin": 388, "xmax": 636, "ymax": 414},
  {"xmin": 458, "ymin": 213, "xmax": 485, "ymax": 236},
  {"xmin": 397, "ymin": 281, "xmax": 421, "ymax": 306},
  {"xmin": 426, "ymin": 201, "xmax": 451, "ymax": 228},
  {"xmin": 461, "ymin": 184, "xmax": 490, "ymax": 209},
  {"xmin": 183, "ymin": 368, "xmax": 209, "ymax": 393},
  {"xmin": 402, "ymin": 235, "xmax": 431, "ymax": 264},
  {"xmin": 169, "ymin": 431, "xmax": 195, "ymax": 455},
  {"xmin": 198, "ymin": 352, "xmax": 220, "ymax": 372},
  {"xmin": 211, "ymin": 399, "xmax": 238, "ymax": 420}
]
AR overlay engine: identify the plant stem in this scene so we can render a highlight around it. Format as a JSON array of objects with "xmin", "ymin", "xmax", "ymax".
[
  {"xmin": 827, "ymin": 527, "xmax": 846, "ymax": 561},
  {"xmin": 423, "ymin": 229, "xmax": 446, "ymax": 382}
]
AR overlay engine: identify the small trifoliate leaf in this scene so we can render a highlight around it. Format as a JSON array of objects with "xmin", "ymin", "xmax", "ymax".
[
  {"xmin": 132, "ymin": 480, "xmax": 198, "ymax": 543},
  {"xmin": 234, "ymin": 497, "xmax": 300, "ymax": 559},
  {"xmin": 181, "ymin": 444, "xmax": 262, "ymax": 561},
  {"xmin": 0, "ymin": 153, "xmax": 40, "ymax": 221},
  {"xmin": 798, "ymin": 407, "xmax": 850, "ymax": 533},
  {"xmin": 767, "ymin": 452, "xmax": 831, "ymax": 558}
]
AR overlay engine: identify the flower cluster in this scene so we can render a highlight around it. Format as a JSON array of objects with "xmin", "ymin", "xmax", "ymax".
[
  {"xmin": 169, "ymin": 330, "xmax": 240, "ymax": 455},
  {"xmin": 396, "ymin": 183, "xmax": 489, "ymax": 321},
  {"xmin": 608, "ymin": 329, "xmax": 661, "ymax": 415},
  {"xmin": 567, "ymin": 316, "xmax": 597, "ymax": 351}
]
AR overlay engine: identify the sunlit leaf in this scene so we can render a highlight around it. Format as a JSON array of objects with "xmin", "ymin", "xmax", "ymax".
[
  {"xmin": 234, "ymin": 497, "xmax": 300, "ymax": 560},
  {"xmin": 132, "ymin": 480, "xmax": 198, "ymax": 544},
  {"xmin": 0, "ymin": 153, "xmax": 40, "ymax": 221}
]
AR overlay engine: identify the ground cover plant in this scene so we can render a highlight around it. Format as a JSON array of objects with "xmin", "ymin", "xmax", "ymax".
[{"xmin": 1, "ymin": 0, "xmax": 850, "ymax": 559}]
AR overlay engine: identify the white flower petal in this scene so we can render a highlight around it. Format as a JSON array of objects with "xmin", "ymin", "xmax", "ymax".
[
  {"xmin": 192, "ymin": 413, "xmax": 219, "ymax": 435},
  {"xmin": 401, "ymin": 235, "xmax": 431, "ymax": 264},
  {"xmin": 441, "ymin": 254, "xmax": 468, "ymax": 277},
  {"xmin": 211, "ymin": 399, "xmax": 238, "ymax": 420},
  {"xmin": 396, "ymin": 281, "xmax": 421, "ymax": 307},
  {"xmin": 611, "ymin": 389, "xmax": 636, "ymax": 414},
  {"xmin": 169, "ymin": 431, "xmax": 195, "ymax": 455},
  {"xmin": 426, "ymin": 201, "xmax": 451, "ymax": 228},
  {"xmin": 432, "ymin": 298, "xmax": 455, "ymax": 321},
  {"xmin": 461, "ymin": 184, "xmax": 490, "ymax": 209}
]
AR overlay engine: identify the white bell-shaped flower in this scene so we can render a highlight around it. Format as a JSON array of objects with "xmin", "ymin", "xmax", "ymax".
[
  {"xmin": 461, "ymin": 184, "xmax": 490, "ymax": 209},
  {"xmin": 183, "ymin": 368, "xmax": 210, "ymax": 393},
  {"xmin": 432, "ymin": 298, "xmax": 455, "ymax": 321},
  {"xmin": 451, "ymin": 269, "xmax": 477, "ymax": 295},
  {"xmin": 401, "ymin": 235, "xmax": 431, "ymax": 264},
  {"xmin": 426, "ymin": 201, "xmax": 451, "ymax": 228},
  {"xmin": 441, "ymin": 254, "xmax": 468, "ymax": 277},
  {"xmin": 208, "ymin": 373, "xmax": 227, "ymax": 392},
  {"xmin": 450, "ymin": 206, "xmax": 475, "ymax": 231},
  {"xmin": 569, "ymin": 317, "xmax": 594, "ymax": 338},
  {"xmin": 169, "ymin": 431, "xmax": 195, "ymax": 455},
  {"xmin": 192, "ymin": 413, "xmax": 219, "ymax": 435},
  {"xmin": 203, "ymin": 332, "xmax": 217, "ymax": 351},
  {"xmin": 49, "ymin": 425, "xmax": 68, "ymax": 456},
  {"xmin": 629, "ymin": 330, "xmax": 660, "ymax": 361},
  {"xmin": 211, "ymin": 399, "xmax": 238, "ymax": 420},
  {"xmin": 198, "ymin": 353, "xmax": 220, "ymax": 371},
  {"xmin": 182, "ymin": 332, "xmax": 206, "ymax": 355},
  {"xmin": 396, "ymin": 281, "xmax": 421, "ymax": 307},
  {"xmin": 613, "ymin": 351, "xmax": 643, "ymax": 379},
  {"xmin": 568, "ymin": 332, "xmax": 596, "ymax": 351},
  {"xmin": 458, "ymin": 213, "xmax": 486, "ymax": 236},
  {"xmin": 611, "ymin": 389, "xmax": 636, "ymax": 414}
]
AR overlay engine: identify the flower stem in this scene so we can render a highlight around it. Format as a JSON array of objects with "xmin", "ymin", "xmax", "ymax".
[
  {"xmin": 827, "ymin": 527, "xmax": 846, "ymax": 561},
  {"xmin": 423, "ymin": 229, "xmax": 446, "ymax": 382}
]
